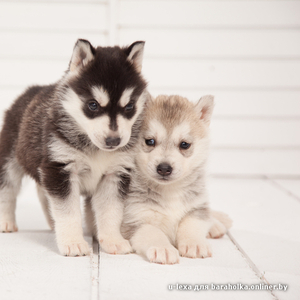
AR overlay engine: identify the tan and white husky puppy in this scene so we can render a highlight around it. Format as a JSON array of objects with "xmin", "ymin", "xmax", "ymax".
[{"xmin": 121, "ymin": 95, "xmax": 232, "ymax": 264}]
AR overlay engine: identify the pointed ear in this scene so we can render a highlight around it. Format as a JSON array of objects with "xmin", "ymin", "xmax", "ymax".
[
  {"xmin": 69, "ymin": 39, "xmax": 95, "ymax": 73},
  {"xmin": 195, "ymin": 95, "xmax": 215, "ymax": 126},
  {"xmin": 125, "ymin": 41, "xmax": 145, "ymax": 73}
]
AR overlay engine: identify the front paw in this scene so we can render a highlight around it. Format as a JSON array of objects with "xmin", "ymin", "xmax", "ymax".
[
  {"xmin": 0, "ymin": 220, "xmax": 18, "ymax": 232},
  {"xmin": 99, "ymin": 236, "xmax": 132, "ymax": 254},
  {"xmin": 178, "ymin": 238, "xmax": 212, "ymax": 259},
  {"xmin": 147, "ymin": 245, "xmax": 180, "ymax": 264},
  {"xmin": 58, "ymin": 240, "xmax": 90, "ymax": 257}
]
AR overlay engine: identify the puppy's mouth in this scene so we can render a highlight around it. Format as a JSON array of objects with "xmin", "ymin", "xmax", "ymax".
[{"xmin": 154, "ymin": 175, "xmax": 174, "ymax": 184}]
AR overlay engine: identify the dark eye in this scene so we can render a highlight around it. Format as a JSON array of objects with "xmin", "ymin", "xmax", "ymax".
[
  {"xmin": 125, "ymin": 102, "xmax": 134, "ymax": 112},
  {"xmin": 180, "ymin": 142, "xmax": 191, "ymax": 150},
  {"xmin": 88, "ymin": 100, "xmax": 99, "ymax": 111},
  {"xmin": 145, "ymin": 139, "xmax": 155, "ymax": 146}
]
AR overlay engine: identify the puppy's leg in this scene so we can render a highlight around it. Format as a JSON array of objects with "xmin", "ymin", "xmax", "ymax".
[
  {"xmin": 36, "ymin": 184, "xmax": 54, "ymax": 230},
  {"xmin": 131, "ymin": 224, "xmax": 179, "ymax": 264},
  {"xmin": 0, "ymin": 157, "xmax": 24, "ymax": 232},
  {"xmin": 208, "ymin": 210, "xmax": 233, "ymax": 239},
  {"xmin": 177, "ymin": 215, "xmax": 212, "ymax": 259},
  {"xmin": 92, "ymin": 173, "xmax": 132, "ymax": 255},
  {"xmin": 41, "ymin": 164, "xmax": 89, "ymax": 256}
]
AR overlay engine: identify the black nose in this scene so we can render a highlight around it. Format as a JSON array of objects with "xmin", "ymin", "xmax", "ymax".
[
  {"xmin": 157, "ymin": 163, "xmax": 173, "ymax": 176},
  {"xmin": 105, "ymin": 137, "xmax": 121, "ymax": 147}
]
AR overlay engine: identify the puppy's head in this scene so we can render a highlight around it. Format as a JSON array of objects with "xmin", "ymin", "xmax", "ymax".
[
  {"xmin": 60, "ymin": 39, "xmax": 148, "ymax": 151},
  {"xmin": 137, "ymin": 95, "xmax": 214, "ymax": 185}
]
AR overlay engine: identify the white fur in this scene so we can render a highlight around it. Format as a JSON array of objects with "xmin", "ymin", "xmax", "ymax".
[
  {"xmin": 92, "ymin": 86, "xmax": 110, "ymax": 107},
  {"xmin": 92, "ymin": 173, "xmax": 132, "ymax": 254},
  {"xmin": 47, "ymin": 135, "xmax": 135, "ymax": 255},
  {"xmin": 69, "ymin": 40, "xmax": 94, "ymax": 73},
  {"xmin": 45, "ymin": 173, "xmax": 90, "ymax": 256},
  {"xmin": 119, "ymin": 87, "xmax": 134, "ymax": 107},
  {"xmin": 0, "ymin": 157, "xmax": 24, "ymax": 232},
  {"xmin": 62, "ymin": 88, "xmax": 148, "ymax": 151},
  {"xmin": 127, "ymin": 42, "xmax": 145, "ymax": 73},
  {"xmin": 48, "ymin": 137, "xmax": 134, "ymax": 196}
]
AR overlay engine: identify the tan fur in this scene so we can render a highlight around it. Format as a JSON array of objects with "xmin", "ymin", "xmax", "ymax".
[{"xmin": 122, "ymin": 94, "xmax": 232, "ymax": 264}]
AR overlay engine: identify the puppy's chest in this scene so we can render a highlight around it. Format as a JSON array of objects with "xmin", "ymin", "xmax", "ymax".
[
  {"xmin": 75, "ymin": 151, "xmax": 127, "ymax": 195},
  {"xmin": 146, "ymin": 192, "xmax": 194, "ymax": 241}
]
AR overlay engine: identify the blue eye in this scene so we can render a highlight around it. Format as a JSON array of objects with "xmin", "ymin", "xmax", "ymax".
[
  {"xmin": 180, "ymin": 142, "xmax": 191, "ymax": 150},
  {"xmin": 125, "ymin": 103, "xmax": 134, "ymax": 112},
  {"xmin": 145, "ymin": 139, "xmax": 155, "ymax": 146},
  {"xmin": 88, "ymin": 101, "xmax": 98, "ymax": 111}
]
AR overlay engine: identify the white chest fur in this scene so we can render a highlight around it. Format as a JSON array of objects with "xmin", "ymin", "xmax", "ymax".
[
  {"xmin": 127, "ymin": 188, "xmax": 196, "ymax": 245},
  {"xmin": 48, "ymin": 137, "xmax": 134, "ymax": 196}
]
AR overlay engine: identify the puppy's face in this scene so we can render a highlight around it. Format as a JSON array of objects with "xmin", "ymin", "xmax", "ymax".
[
  {"xmin": 61, "ymin": 39, "xmax": 147, "ymax": 151},
  {"xmin": 137, "ymin": 95, "xmax": 214, "ymax": 185}
]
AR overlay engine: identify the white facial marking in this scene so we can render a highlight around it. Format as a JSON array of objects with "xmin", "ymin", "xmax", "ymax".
[
  {"xmin": 170, "ymin": 122, "xmax": 191, "ymax": 143},
  {"xmin": 62, "ymin": 89, "xmax": 111, "ymax": 150},
  {"xmin": 119, "ymin": 88, "xmax": 134, "ymax": 107},
  {"xmin": 146, "ymin": 119, "xmax": 167, "ymax": 143},
  {"xmin": 92, "ymin": 86, "xmax": 110, "ymax": 107}
]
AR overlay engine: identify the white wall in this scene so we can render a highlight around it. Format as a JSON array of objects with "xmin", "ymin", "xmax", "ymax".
[{"xmin": 0, "ymin": 0, "xmax": 299, "ymax": 177}]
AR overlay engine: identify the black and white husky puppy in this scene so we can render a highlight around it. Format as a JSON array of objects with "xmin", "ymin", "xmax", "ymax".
[
  {"xmin": 121, "ymin": 95, "xmax": 232, "ymax": 264},
  {"xmin": 0, "ymin": 39, "xmax": 148, "ymax": 256}
]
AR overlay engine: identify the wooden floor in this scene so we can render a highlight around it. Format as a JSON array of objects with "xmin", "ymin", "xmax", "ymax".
[{"xmin": 0, "ymin": 177, "xmax": 299, "ymax": 300}]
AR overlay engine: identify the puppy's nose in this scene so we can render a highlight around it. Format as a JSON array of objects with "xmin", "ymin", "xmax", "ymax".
[
  {"xmin": 157, "ymin": 163, "xmax": 173, "ymax": 176},
  {"xmin": 105, "ymin": 137, "xmax": 121, "ymax": 147}
]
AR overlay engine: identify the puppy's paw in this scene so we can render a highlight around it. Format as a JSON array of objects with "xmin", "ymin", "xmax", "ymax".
[
  {"xmin": 178, "ymin": 239, "xmax": 212, "ymax": 259},
  {"xmin": 147, "ymin": 245, "xmax": 180, "ymax": 264},
  {"xmin": 211, "ymin": 211, "xmax": 232, "ymax": 229},
  {"xmin": 99, "ymin": 236, "xmax": 132, "ymax": 255},
  {"xmin": 208, "ymin": 219, "xmax": 226, "ymax": 239},
  {"xmin": 58, "ymin": 240, "xmax": 90, "ymax": 257},
  {"xmin": 0, "ymin": 220, "xmax": 18, "ymax": 233}
]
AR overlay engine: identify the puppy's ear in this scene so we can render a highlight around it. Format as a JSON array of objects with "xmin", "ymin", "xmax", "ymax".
[
  {"xmin": 195, "ymin": 95, "xmax": 214, "ymax": 126},
  {"xmin": 124, "ymin": 41, "xmax": 145, "ymax": 73},
  {"xmin": 69, "ymin": 39, "xmax": 95, "ymax": 73}
]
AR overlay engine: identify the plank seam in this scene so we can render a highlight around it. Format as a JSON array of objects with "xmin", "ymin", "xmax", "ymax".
[
  {"xmin": 91, "ymin": 237, "xmax": 99, "ymax": 300},
  {"xmin": 266, "ymin": 177, "xmax": 300, "ymax": 203},
  {"xmin": 227, "ymin": 231, "xmax": 279, "ymax": 300}
]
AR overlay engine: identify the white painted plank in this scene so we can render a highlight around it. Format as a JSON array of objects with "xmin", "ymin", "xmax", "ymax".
[
  {"xmin": 99, "ymin": 238, "xmax": 274, "ymax": 300},
  {"xmin": 143, "ymin": 59, "xmax": 300, "ymax": 89},
  {"xmin": 0, "ymin": 178, "xmax": 94, "ymax": 300},
  {"xmin": 120, "ymin": 29, "xmax": 300, "ymax": 58},
  {"xmin": 266, "ymin": 272, "xmax": 300, "ymax": 300},
  {"xmin": 151, "ymin": 89, "xmax": 300, "ymax": 118},
  {"xmin": 0, "ymin": 232, "xmax": 93, "ymax": 300},
  {"xmin": 0, "ymin": 32, "xmax": 107, "ymax": 59},
  {"xmin": 211, "ymin": 119, "xmax": 300, "ymax": 148},
  {"xmin": 119, "ymin": 1, "xmax": 300, "ymax": 28},
  {"xmin": 209, "ymin": 178, "xmax": 300, "ymax": 299},
  {"xmin": 209, "ymin": 149, "xmax": 300, "ymax": 176},
  {"xmin": 272, "ymin": 179, "xmax": 300, "ymax": 199},
  {"xmin": 0, "ymin": 2, "xmax": 107, "ymax": 31},
  {"xmin": 1, "ymin": 59, "xmax": 300, "ymax": 88},
  {"xmin": 209, "ymin": 179, "xmax": 300, "ymax": 242},
  {"xmin": 150, "ymin": 89, "xmax": 300, "ymax": 118},
  {"xmin": 0, "ymin": 60, "xmax": 67, "ymax": 87}
]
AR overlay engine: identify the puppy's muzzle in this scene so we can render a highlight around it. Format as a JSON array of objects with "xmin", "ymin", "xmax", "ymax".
[{"xmin": 157, "ymin": 163, "xmax": 173, "ymax": 177}]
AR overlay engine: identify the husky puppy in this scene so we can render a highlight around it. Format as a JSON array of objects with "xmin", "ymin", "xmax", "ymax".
[
  {"xmin": 121, "ymin": 95, "xmax": 232, "ymax": 264},
  {"xmin": 0, "ymin": 39, "xmax": 148, "ymax": 256}
]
